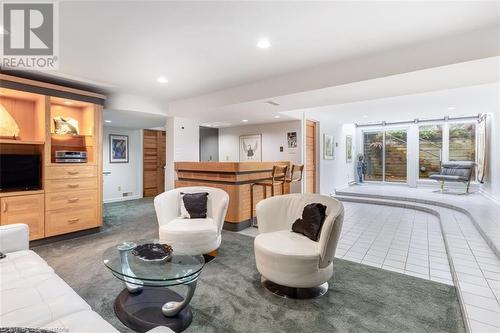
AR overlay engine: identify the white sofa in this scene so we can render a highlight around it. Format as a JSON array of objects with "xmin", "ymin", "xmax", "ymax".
[
  {"xmin": 254, "ymin": 194, "xmax": 344, "ymax": 295},
  {"xmin": 0, "ymin": 223, "xmax": 172, "ymax": 333},
  {"xmin": 154, "ymin": 187, "xmax": 229, "ymax": 255}
]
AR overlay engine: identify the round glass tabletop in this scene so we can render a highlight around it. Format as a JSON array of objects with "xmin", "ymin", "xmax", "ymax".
[{"xmin": 102, "ymin": 240, "xmax": 205, "ymax": 287}]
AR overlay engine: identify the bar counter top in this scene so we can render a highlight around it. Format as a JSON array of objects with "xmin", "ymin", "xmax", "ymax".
[{"xmin": 174, "ymin": 161, "xmax": 289, "ymax": 173}]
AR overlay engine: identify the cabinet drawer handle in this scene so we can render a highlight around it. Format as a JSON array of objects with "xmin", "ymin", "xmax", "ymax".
[
  {"xmin": 68, "ymin": 184, "xmax": 79, "ymax": 188},
  {"xmin": 68, "ymin": 171, "xmax": 79, "ymax": 175},
  {"xmin": 2, "ymin": 202, "xmax": 7, "ymax": 212},
  {"xmin": 67, "ymin": 198, "xmax": 79, "ymax": 203},
  {"xmin": 68, "ymin": 218, "xmax": 80, "ymax": 223}
]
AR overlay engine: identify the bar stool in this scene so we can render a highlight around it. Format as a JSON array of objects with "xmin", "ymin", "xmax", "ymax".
[
  {"xmin": 286, "ymin": 164, "xmax": 304, "ymax": 183},
  {"xmin": 250, "ymin": 165, "xmax": 288, "ymax": 227}
]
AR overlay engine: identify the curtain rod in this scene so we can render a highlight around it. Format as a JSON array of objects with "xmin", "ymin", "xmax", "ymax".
[{"xmin": 355, "ymin": 114, "xmax": 484, "ymax": 128}]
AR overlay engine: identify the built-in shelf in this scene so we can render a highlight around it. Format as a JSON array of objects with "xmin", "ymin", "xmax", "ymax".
[
  {"xmin": 0, "ymin": 139, "xmax": 45, "ymax": 145},
  {"xmin": 0, "ymin": 189, "xmax": 44, "ymax": 198},
  {"xmin": 50, "ymin": 134, "xmax": 92, "ymax": 138}
]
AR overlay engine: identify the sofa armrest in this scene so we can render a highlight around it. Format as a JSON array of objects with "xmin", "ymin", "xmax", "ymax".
[{"xmin": 0, "ymin": 223, "xmax": 29, "ymax": 253}]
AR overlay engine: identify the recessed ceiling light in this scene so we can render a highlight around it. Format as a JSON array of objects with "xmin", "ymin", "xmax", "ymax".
[
  {"xmin": 242, "ymin": 119, "xmax": 249, "ymax": 122},
  {"xmin": 63, "ymin": 101, "xmax": 73, "ymax": 105},
  {"xmin": 274, "ymin": 115, "xmax": 281, "ymax": 119},
  {"xmin": 448, "ymin": 106, "xmax": 456, "ymax": 110},
  {"xmin": 105, "ymin": 120, "xmax": 112, "ymax": 123},
  {"xmin": 157, "ymin": 76, "xmax": 168, "ymax": 84},
  {"xmin": 257, "ymin": 38, "xmax": 271, "ymax": 49}
]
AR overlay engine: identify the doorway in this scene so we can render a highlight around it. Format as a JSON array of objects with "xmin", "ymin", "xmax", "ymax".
[
  {"xmin": 143, "ymin": 129, "xmax": 166, "ymax": 197},
  {"xmin": 305, "ymin": 120, "xmax": 317, "ymax": 193},
  {"xmin": 363, "ymin": 129, "xmax": 408, "ymax": 183}
]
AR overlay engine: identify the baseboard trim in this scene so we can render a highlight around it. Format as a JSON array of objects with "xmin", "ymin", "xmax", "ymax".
[
  {"xmin": 104, "ymin": 194, "xmax": 142, "ymax": 204},
  {"xmin": 223, "ymin": 219, "xmax": 253, "ymax": 231},
  {"xmin": 30, "ymin": 227, "xmax": 101, "ymax": 247},
  {"xmin": 479, "ymin": 189, "xmax": 500, "ymax": 207}
]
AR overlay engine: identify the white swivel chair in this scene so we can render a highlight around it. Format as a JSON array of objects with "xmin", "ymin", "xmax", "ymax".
[
  {"xmin": 254, "ymin": 193, "xmax": 344, "ymax": 298},
  {"xmin": 154, "ymin": 186, "xmax": 229, "ymax": 255}
]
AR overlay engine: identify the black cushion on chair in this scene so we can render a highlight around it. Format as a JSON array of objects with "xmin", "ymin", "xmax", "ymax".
[
  {"xmin": 292, "ymin": 203, "xmax": 327, "ymax": 241},
  {"xmin": 180, "ymin": 192, "xmax": 209, "ymax": 218}
]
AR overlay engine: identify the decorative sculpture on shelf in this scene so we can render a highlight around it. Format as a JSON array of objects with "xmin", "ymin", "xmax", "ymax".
[
  {"xmin": 54, "ymin": 116, "xmax": 79, "ymax": 135},
  {"xmin": 356, "ymin": 154, "xmax": 367, "ymax": 183},
  {"xmin": 0, "ymin": 104, "xmax": 20, "ymax": 139}
]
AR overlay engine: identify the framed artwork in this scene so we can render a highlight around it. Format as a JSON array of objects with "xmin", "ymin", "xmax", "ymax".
[
  {"xmin": 240, "ymin": 134, "xmax": 262, "ymax": 162},
  {"xmin": 323, "ymin": 134, "xmax": 334, "ymax": 160},
  {"xmin": 287, "ymin": 131, "xmax": 297, "ymax": 149},
  {"xmin": 346, "ymin": 135, "xmax": 353, "ymax": 163},
  {"xmin": 109, "ymin": 134, "xmax": 129, "ymax": 163}
]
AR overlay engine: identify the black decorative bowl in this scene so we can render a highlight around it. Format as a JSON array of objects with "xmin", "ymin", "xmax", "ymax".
[{"xmin": 132, "ymin": 243, "xmax": 173, "ymax": 263}]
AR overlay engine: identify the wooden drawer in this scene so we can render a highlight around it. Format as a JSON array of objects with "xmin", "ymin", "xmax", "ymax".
[
  {"xmin": 45, "ymin": 190, "xmax": 97, "ymax": 211},
  {"xmin": 45, "ymin": 206, "xmax": 98, "ymax": 236},
  {"xmin": 0, "ymin": 194, "xmax": 44, "ymax": 240},
  {"xmin": 45, "ymin": 165, "xmax": 97, "ymax": 179},
  {"xmin": 45, "ymin": 177, "xmax": 97, "ymax": 193}
]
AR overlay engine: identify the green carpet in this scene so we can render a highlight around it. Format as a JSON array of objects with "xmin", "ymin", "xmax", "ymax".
[{"xmin": 33, "ymin": 198, "xmax": 465, "ymax": 333}]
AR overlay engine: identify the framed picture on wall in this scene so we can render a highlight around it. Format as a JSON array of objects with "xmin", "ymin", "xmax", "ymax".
[
  {"xmin": 323, "ymin": 134, "xmax": 334, "ymax": 160},
  {"xmin": 346, "ymin": 135, "xmax": 353, "ymax": 163},
  {"xmin": 239, "ymin": 134, "xmax": 262, "ymax": 162},
  {"xmin": 109, "ymin": 134, "xmax": 129, "ymax": 163},
  {"xmin": 287, "ymin": 131, "xmax": 297, "ymax": 154}
]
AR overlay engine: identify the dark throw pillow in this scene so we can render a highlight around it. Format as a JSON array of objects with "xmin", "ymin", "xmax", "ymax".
[
  {"xmin": 291, "ymin": 203, "xmax": 327, "ymax": 241},
  {"xmin": 179, "ymin": 192, "xmax": 209, "ymax": 219}
]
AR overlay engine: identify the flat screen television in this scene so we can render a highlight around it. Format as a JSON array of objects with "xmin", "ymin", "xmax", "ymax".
[{"xmin": 0, "ymin": 154, "xmax": 41, "ymax": 191}]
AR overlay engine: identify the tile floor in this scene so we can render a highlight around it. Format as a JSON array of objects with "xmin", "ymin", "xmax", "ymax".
[{"xmin": 336, "ymin": 202, "xmax": 453, "ymax": 285}]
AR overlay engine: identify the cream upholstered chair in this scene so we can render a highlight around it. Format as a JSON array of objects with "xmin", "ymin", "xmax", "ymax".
[
  {"xmin": 154, "ymin": 186, "xmax": 229, "ymax": 255},
  {"xmin": 254, "ymin": 193, "xmax": 344, "ymax": 298}
]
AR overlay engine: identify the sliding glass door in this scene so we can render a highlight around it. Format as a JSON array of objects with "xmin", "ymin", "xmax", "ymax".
[
  {"xmin": 363, "ymin": 129, "xmax": 408, "ymax": 183},
  {"xmin": 385, "ymin": 130, "xmax": 407, "ymax": 182},
  {"xmin": 363, "ymin": 131, "xmax": 383, "ymax": 181}
]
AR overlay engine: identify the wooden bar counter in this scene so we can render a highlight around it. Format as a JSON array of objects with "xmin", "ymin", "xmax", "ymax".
[{"xmin": 175, "ymin": 161, "xmax": 291, "ymax": 231}]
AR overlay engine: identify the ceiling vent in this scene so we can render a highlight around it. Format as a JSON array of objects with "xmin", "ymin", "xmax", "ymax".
[{"xmin": 265, "ymin": 100, "xmax": 280, "ymax": 106}]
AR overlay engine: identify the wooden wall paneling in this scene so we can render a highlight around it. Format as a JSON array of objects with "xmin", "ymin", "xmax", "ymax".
[
  {"xmin": 157, "ymin": 131, "xmax": 166, "ymax": 194},
  {"xmin": 143, "ymin": 129, "xmax": 159, "ymax": 197},
  {"xmin": 306, "ymin": 120, "xmax": 317, "ymax": 193},
  {"xmin": 95, "ymin": 104, "xmax": 103, "ymax": 227},
  {"xmin": 143, "ymin": 129, "xmax": 166, "ymax": 197}
]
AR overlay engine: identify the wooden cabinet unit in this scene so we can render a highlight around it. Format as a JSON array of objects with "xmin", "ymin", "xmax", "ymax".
[
  {"xmin": 0, "ymin": 74, "xmax": 105, "ymax": 240},
  {"xmin": 0, "ymin": 194, "xmax": 45, "ymax": 240}
]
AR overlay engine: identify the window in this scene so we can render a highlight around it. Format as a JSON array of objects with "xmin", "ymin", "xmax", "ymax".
[
  {"xmin": 449, "ymin": 123, "xmax": 476, "ymax": 162},
  {"xmin": 419, "ymin": 125, "xmax": 442, "ymax": 179}
]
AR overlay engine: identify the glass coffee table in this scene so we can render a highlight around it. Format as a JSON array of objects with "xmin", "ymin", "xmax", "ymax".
[{"xmin": 103, "ymin": 240, "xmax": 205, "ymax": 332}]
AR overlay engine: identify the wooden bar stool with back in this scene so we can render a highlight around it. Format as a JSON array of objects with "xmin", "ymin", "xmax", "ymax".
[{"xmin": 250, "ymin": 164, "xmax": 288, "ymax": 227}]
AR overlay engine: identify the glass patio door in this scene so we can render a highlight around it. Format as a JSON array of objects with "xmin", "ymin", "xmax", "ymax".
[
  {"xmin": 363, "ymin": 129, "xmax": 408, "ymax": 183},
  {"xmin": 363, "ymin": 131, "xmax": 384, "ymax": 181}
]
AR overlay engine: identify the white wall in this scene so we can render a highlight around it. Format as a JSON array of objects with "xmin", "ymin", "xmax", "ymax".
[
  {"xmin": 165, "ymin": 117, "xmax": 200, "ymax": 190},
  {"xmin": 313, "ymin": 118, "xmax": 356, "ymax": 195},
  {"xmin": 218, "ymin": 120, "xmax": 303, "ymax": 192},
  {"xmin": 103, "ymin": 127, "xmax": 143, "ymax": 203}
]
